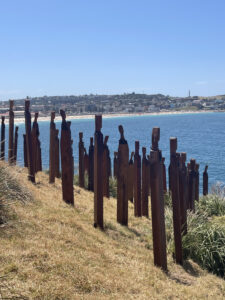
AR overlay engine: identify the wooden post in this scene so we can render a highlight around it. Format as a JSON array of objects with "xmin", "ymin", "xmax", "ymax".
[
  {"xmin": 1, "ymin": 116, "xmax": 5, "ymax": 160},
  {"xmin": 162, "ymin": 157, "xmax": 167, "ymax": 193},
  {"xmin": 94, "ymin": 115, "xmax": 104, "ymax": 228},
  {"xmin": 79, "ymin": 132, "xmax": 85, "ymax": 188},
  {"xmin": 170, "ymin": 137, "xmax": 183, "ymax": 265},
  {"xmin": 134, "ymin": 141, "xmax": 141, "ymax": 217},
  {"xmin": 13, "ymin": 126, "xmax": 19, "ymax": 164},
  {"xmin": 88, "ymin": 137, "xmax": 94, "ymax": 191},
  {"xmin": 127, "ymin": 152, "xmax": 134, "ymax": 202},
  {"xmin": 8, "ymin": 100, "xmax": 14, "ymax": 164},
  {"xmin": 55, "ymin": 129, "xmax": 60, "ymax": 178},
  {"xmin": 84, "ymin": 148, "xmax": 89, "ymax": 175},
  {"xmin": 195, "ymin": 163, "xmax": 199, "ymax": 202},
  {"xmin": 49, "ymin": 112, "xmax": 56, "ymax": 183},
  {"xmin": 188, "ymin": 159, "xmax": 196, "ymax": 212},
  {"xmin": 60, "ymin": 110, "xmax": 74, "ymax": 205},
  {"xmin": 117, "ymin": 125, "xmax": 129, "ymax": 225},
  {"xmin": 25, "ymin": 99, "xmax": 35, "ymax": 183},
  {"xmin": 149, "ymin": 127, "xmax": 167, "ymax": 271},
  {"xmin": 203, "ymin": 165, "xmax": 208, "ymax": 196},
  {"xmin": 32, "ymin": 112, "xmax": 42, "ymax": 173},
  {"xmin": 179, "ymin": 152, "xmax": 188, "ymax": 235},
  {"xmin": 103, "ymin": 136, "xmax": 110, "ymax": 198},
  {"xmin": 113, "ymin": 152, "xmax": 118, "ymax": 178},
  {"xmin": 23, "ymin": 134, "xmax": 28, "ymax": 167},
  {"xmin": 141, "ymin": 147, "xmax": 149, "ymax": 217}
]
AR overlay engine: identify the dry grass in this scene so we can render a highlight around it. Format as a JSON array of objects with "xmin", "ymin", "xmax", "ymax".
[{"xmin": 0, "ymin": 162, "xmax": 224, "ymax": 299}]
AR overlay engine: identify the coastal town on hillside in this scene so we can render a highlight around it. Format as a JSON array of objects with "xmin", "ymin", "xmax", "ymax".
[{"xmin": 0, "ymin": 93, "xmax": 225, "ymax": 119}]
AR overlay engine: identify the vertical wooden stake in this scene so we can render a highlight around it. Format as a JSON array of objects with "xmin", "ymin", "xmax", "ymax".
[
  {"xmin": 60, "ymin": 110, "xmax": 74, "ymax": 205},
  {"xmin": 103, "ymin": 136, "xmax": 110, "ymax": 198},
  {"xmin": 8, "ymin": 100, "xmax": 14, "ymax": 164},
  {"xmin": 117, "ymin": 125, "xmax": 129, "ymax": 225},
  {"xmin": 79, "ymin": 132, "xmax": 85, "ymax": 188},
  {"xmin": 1, "ymin": 116, "xmax": 5, "ymax": 160},
  {"xmin": 149, "ymin": 127, "xmax": 167, "ymax": 271},
  {"xmin": 13, "ymin": 126, "xmax": 19, "ymax": 164},
  {"xmin": 32, "ymin": 112, "xmax": 42, "ymax": 173},
  {"xmin": 23, "ymin": 134, "xmax": 28, "ymax": 167},
  {"xmin": 55, "ymin": 129, "xmax": 60, "ymax": 178},
  {"xmin": 203, "ymin": 165, "xmax": 208, "ymax": 196},
  {"xmin": 113, "ymin": 152, "xmax": 118, "ymax": 178},
  {"xmin": 195, "ymin": 163, "xmax": 199, "ymax": 202},
  {"xmin": 134, "ymin": 141, "xmax": 141, "ymax": 217},
  {"xmin": 49, "ymin": 112, "xmax": 56, "ymax": 183},
  {"xmin": 141, "ymin": 147, "xmax": 149, "ymax": 217},
  {"xmin": 127, "ymin": 152, "xmax": 134, "ymax": 202},
  {"xmin": 88, "ymin": 137, "xmax": 94, "ymax": 191},
  {"xmin": 179, "ymin": 152, "xmax": 188, "ymax": 235},
  {"xmin": 162, "ymin": 157, "xmax": 167, "ymax": 193},
  {"xmin": 170, "ymin": 137, "xmax": 183, "ymax": 265},
  {"xmin": 25, "ymin": 99, "xmax": 35, "ymax": 183},
  {"xmin": 188, "ymin": 159, "xmax": 196, "ymax": 212}
]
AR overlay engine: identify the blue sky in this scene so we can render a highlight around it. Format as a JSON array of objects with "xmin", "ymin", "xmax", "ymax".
[{"xmin": 0, "ymin": 0, "xmax": 225, "ymax": 100}]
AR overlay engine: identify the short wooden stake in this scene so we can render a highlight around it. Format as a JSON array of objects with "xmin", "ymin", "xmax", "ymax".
[{"xmin": 203, "ymin": 165, "xmax": 208, "ymax": 196}]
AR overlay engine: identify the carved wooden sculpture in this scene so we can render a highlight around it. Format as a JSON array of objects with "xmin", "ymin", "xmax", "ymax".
[
  {"xmin": 103, "ymin": 136, "xmax": 110, "ymax": 198},
  {"xmin": 88, "ymin": 137, "xmax": 94, "ymax": 191},
  {"xmin": 13, "ymin": 126, "xmax": 19, "ymax": 164},
  {"xmin": 141, "ymin": 147, "xmax": 149, "ymax": 217},
  {"xmin": 195, "ymin": 163, "xmax": 199, "ymax": 202},
  {"xmin": 149, "ymin": 127, "xmax": 167, "ymax": 271},
  {"xmin": 8, "ymin": 100, "xmax": 14, "ymax": 164},
  {"xmin": 79, "ymin": 132, "xmax": 85, "ymax": 188},
  {"xmin": 170, "ymin": 137, "xmax": 182, "ymax": 265},
  {"xmin": 203, "ymin": 165, "xmax": 208, "ymax": 196},
  {"xmin": 134, "ymin": 141, "xmax": 141, "ymax": 217},
  {"xmin": 60, "ymin": 110, "xmax": 74, "ymax": 205},
  {"xmin": 179, "ymin": 152, "xmax": 188, "ymax": 235},
  {"xmin": 117, "ymin": 125, "xmax": 129, "ymax": 226},
  {"xmin": 127, "ymin": 152, "xmax": 134, "ymax": 202},
  {"xmin": 1, "ymin": 116, "xmax": 5, "ymax": 160},
  {"xmin": 25, "ymin": 99, "xmax": 35, "ymax": 182}
]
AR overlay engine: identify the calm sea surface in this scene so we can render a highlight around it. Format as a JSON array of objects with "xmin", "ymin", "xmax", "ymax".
[{"xmin": 6, "ymin": 112, "xmax": 225, "ymax": 192}]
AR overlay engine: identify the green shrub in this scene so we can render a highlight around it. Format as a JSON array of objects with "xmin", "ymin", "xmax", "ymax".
[
  {"xmin": 109, "ymin": 177, "xmax": 117, "ymax": 198},
  {"xmin": 197, "ymin": 194, "xmax": 225, "ymax": 217}
]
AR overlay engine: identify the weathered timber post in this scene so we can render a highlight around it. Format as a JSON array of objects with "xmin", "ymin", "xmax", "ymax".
[
  {"xmin": 88, "ymin": 137, "xmax": 94, "ymax": 191},
  {"xmin": 32, "ymin": 112, "xmax": 42, "ymax": 173},
  {"xmin": 13, "ymin": 126, "xmax": 19, "ymax": 164},
  {"xmin": 179, "ymin": 152, "xmax": 188, "ymax": 235},
  {"xmin": 103, "ymin": 136, "xmax": 110, "ymax": 198},
  {"xmin": 203, "ymin": 165, "xmax": 208, "ymax": 196},
  {"xmin": 25, "ymin": 99, "xmax": 35, "ymax": 182},
  {"xmin": 1, "ymin": 116, "xmax": 5, "ymax": 160},
  {"xmin": 127, "ymin": 152, "xmax": 134, "ymax": 202},
  {"xmin": 23, "ymin": 134, "xmax": 28, "ymax": 167},
  {"xmin": 141, "ymin": 147, "xmax": 149, "ymax": 217},
  {"xmin": 117, "ymin": 125, "xmax": 129, "ymax": 225},
  {"xmin": 134, "ymin": 141, "xmax": 141, "ymax": 217},
  {"xmin": 8, "ymin": 100, "xmax": 14, "ymax": 164},
  {"xmin": 84, "ymin": 148, "xmax": 89, "ymax": 175},
  {"xmin": 94, "ymin": 115, "xmax": 104, "ymax": 228},
  {"xmin": 195, "ymin": 163, "xmax": 199, "ymax": 202},
  {"xmin": 149, "ymin": 127, "xmax": 167, "ymax": 271},
  {"xmin": 60, "ymin": 110, "xmax": 74, "ymax": 205},
  {"xmin": 113, "ymin": 152, "xmax": 118, "ymax": 178},
  {"xmin": 79, "ymin": 132, "xmax": 85, "ymax": 188},
  {"xmin": 55, "ymin": 129, "xmax": 60, "ymax": 178},
  {"xmin": 188, "ymin": 159, "xmax": 196, "ymax": 212},
  {"xmin": 162, "ymin": 157, "xmax": 167, "ymax": 193},
  {"xmin": 170, "ymin": 137, "xmax": 183, "ymax": 265},
  {"xmin": 49, "ymin": 112, "xmax": 56, "ymax": 183}
]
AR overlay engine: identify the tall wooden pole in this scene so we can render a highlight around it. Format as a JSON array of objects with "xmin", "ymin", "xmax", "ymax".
[
  {"xmin": 141, "ymin": 147, "xmax": 149, "ymax": 217},
  {"xmin": 88, "ymin": 137, "xmax": 94, "ymax": 191},
  {"xmin": 203, "ymin": 165, "xmax": 208, "ymax": 196},
  {"xmin": 103, "ymin": 136, "xmax": 110, "ymax": 198},
  {"xmin": 79, "ymin": 132, "xmax": 85, "ymax": 188},
  {"xmin": 127, "ymin": 152, "xmax": 134, "ymax": 202},
  {"xmin": 55, "ymin": 129, "xmax": 60, "ymax": 178},
  {"xmin": 134, "ymin": 141, "xmax": 141, "ymax": 217},
  {"xmin": 195, "ymin": 163, "xmax": 199, "ymax": 202},
  {"xmin": 13, "ymin": 126, "xmax": 19, "ymax": 164},
  {"xmin": 179, "ymin": 152, "xmax": 188, "ymax": 235},
  {"xmin": 188, "ymin": 159, "xmax": 196, "ymax": 212},
  {"xmin": 49, "ymin": 112, "xmax": 56, "ymax": 183},
  {"xmin": 113, "ymin": 152, "xmax": 118, "ymax": 178},
  {"xmin": 23, "ymin": 134, "xmax": 28, "ymax": 167},
  {"xmin": 1, "ymin": 116, "xmax": 5, "ymax": 160},
  {"xmin": 8, "ymin": 100, "xmax": 14, "ymax": 164},
  {"xmin": 162, "ymin": 157, "xmax": 167, "ymax": 193}
]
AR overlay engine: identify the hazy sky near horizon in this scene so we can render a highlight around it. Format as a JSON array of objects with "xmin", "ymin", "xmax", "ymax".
[{"xmin": 0, "ymin": 0, "xmax": 225, "ymax": 100}]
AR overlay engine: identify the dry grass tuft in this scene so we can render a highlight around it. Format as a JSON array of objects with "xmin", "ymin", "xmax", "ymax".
[{"xmin": 0, "ymin": 162, "xmax": 224, "ymax": 299}]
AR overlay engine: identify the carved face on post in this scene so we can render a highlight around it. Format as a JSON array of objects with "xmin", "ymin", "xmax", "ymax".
[{"xmin": 152, "ymin": 127, "xmax": 160, "ymax": 151}]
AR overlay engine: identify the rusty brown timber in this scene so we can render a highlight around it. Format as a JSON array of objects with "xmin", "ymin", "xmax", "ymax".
[
  {"xmin": 179, "ymin": 153, "xmax": 188, "ymax": 235},
  {"xmin": 149, "ymin": 127, "xmax": 167, "ymax": 271},
  {"xmin": 127, "ymin": 152, "xmax": 134, "ymax": 202},
  {"xmin": 162, "ymin": 157, "xmax": 167, "ymax": 193},
  {"xmin": 113, "ymin": 151, "xmax": 118, "ymax": 178},
  {"xmin": 49, "ymin": 112, "xmax": 56, "ymax": 183},
  {"xmin": 170, "ymin": 138, "xmax": 183, "ymax": 265},
  {"xmin": 94, "ymin": 115, "xmax": 104, "ymax": 228},
  {"xmin": 25, "ymin": 99, "xmax": 35, "ymax": 183},
  {"xmin": 141, "ymin": 147, "xmax": 149, "ymax": 217},
  {"xmin": 188, "ymin": 159, "xmax": 196, "ymax": 212},
  {"xmin": 13, "ymin": 126, "xmax": 19, "ymax": 164},
  {"xmin": 134, "ymin": 141, "xmax": 141, "ymax": 217},
  {"xmin": 23, "ymin": 134, "xmax": 28, "ymax": 167},
  {"xmin": 1, "ymin": 116, "xmax": 5, "ymax": 160},
  {"xmin": 203, "ymin": 165, "xmax": 208, "ymax": 196},
  {"xmin": 32, "ymin": 112, "xmax": 42, "ymax": 173},
  {"xmin": 55, "ymin": 129, "xmax": 60, "ymax": 178},
  {"xmin": 88, "ymin": 137, "xmax": 94, "ymax": 191},
  {"xmin": 60, "ymin": 110, "xmax": 74, "ymax": 205},
  {"xmin": 79, "ymin": 132, "xmax": 85, "ymax": 188},
  {"xmin": 117, "ymin": 125, "xmax": 129, "ymax": 226},
  {"xmin": 195, "ymin": 163, "xmax": 199, "ymax": 202},
  {"xmin": 103, "ymin": 136, "xmax": 110, "ymax": 198},
  {"xmin": 8, "ymin": 100, "xmax": 14, "ymax": 164}
]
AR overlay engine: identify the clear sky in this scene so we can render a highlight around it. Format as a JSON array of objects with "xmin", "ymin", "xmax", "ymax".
[{"xmin": 0, "ymin": 0, "xmax": 225, "ymax": 100}]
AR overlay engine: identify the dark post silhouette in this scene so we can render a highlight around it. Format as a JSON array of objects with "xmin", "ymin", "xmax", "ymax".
[
  {"xmin": 149, "ymin": 127, "xmax": 167, "ymax": 271},
  {"xmin": 113, "ymin": 152, "xmax": 118, "ymax": 178},
  {"xmin": 25, "ymin": 99, "xmax": 35, "ymax": 182},
  {"xmin": 188, "ymin": 159, "xmax": 196, "ymax": 212},
  {"xmin": 162, "ymin": 157, "xmax": 167, "ymax": 193},
  {"xmin": 23, "ymin": 134, "xmax": 28, "ymax": 167},
  {"xmin": 203, "ymin": 165, "xmax": 208, "ymax": 196},
  {"xmin": 179, "ymin": 152, "xmax": 188, "ymax": 235},
  {"xmin": 13, "ymin": 126, "xmax": 19, "ymax": 164},
  {"xmin": 117, "ymin": 125, "xmax": 129, "ymax": 225},
  {"xmin": 8, "ymin": 100, "xmax": 14, "ymax": 164},
  {"xmin": 88, "ymin": 137, "xmax": 94, "ymax": 191},
  {"xmin": 141, "ymin": 147, "xmax": 149, "ymax": 217},
  {"xmin": 127, "ymin": 152, "xmax": 134, "ymax": 202},
  {"xmin": 103, "ymin": 136, "xmax": 110, "ymax": 198},
  {"xmin": 1, "ymin": 116, "xmax": 5, "ymax": 160},
  {"xmin": 94, "ymin": 115, "xmax": 104, "ymax": 228},
  {"xmin": 84, "ymin": 148, "xmax": 89, "ymax": 175},
  {"xmin": 134, "ymin": 141, "xmax": 141, "ymax": 217},
  {"xmin": 79, "ymin": 132, "xmax": 85, "ymax": 188},
  {"xmin": 170, "ymin": 137, "xmax": 182, "ymax": 265},
  {"xmin": 49, "ymin": 112, "xmax": 56, "ymax": 183},
  {"xmin": 60, "ymin": 110, "xmax": 74, "ymax": 205},
  {"xmin": 195, "ymin": 163, "xmax": 199, "ymax": 202},
  {"xmin": 32, "ymin": 112, "xmax": 42, "ymax": 173},
  {"xmin": 55, "ymin": 129, "xmax": 60, "ymax": 178}
]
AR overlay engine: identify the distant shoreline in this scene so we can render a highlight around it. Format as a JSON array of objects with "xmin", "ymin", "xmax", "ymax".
[{"xmin": 6, "ymin": 109, "xmax": 217, "ymax": 125}]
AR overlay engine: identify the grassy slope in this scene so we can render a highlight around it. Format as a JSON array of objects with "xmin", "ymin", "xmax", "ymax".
[{"xmin": 0, "ymin": 163, "xmax": 224, "ymax": 299}]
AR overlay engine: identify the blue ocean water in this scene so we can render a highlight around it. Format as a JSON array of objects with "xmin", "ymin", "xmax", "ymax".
[{"xmin": 6, "ymin": 112, "xmax": 225, "ymax": 191}]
